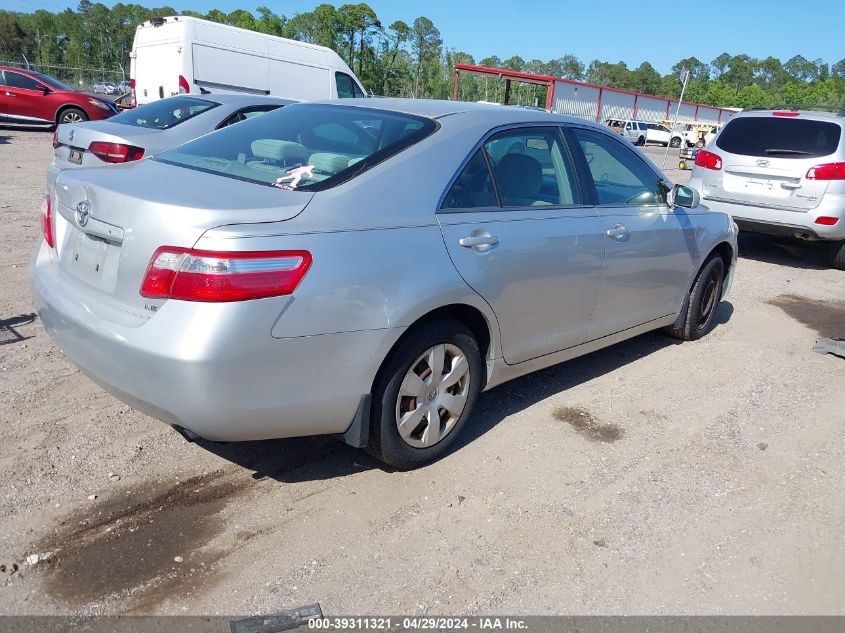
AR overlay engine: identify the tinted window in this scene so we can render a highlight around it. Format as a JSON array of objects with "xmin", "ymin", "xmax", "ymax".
[
  {"xmin": 716, "ymin": 117, "xmax": 842, "ymax": 158},
  {"xmin": 484, "ymin": 127, "xmax": 579, "ymax": 207},
  {"xmin": 3, "ymin": 71, "xmax": 42, "ymax": 90},
  {"xmin": 110, "ymin": 96, "xmax": 218, "ymax": 130},
  {"xmin": 157, "ymin": 104, "xmax": 436, "ymax": 191},
  {"xmin": 219, "ymin": 105, "xmax": 280, "ymax": 128},
  {"xmin": 572, "ymin": 128, "xmax": 666, "ymax": 205},
  {"xmin": 441, "ymin": 150, "xmax": 497, "ymax": 209},
  {"xmin": 31, "ymin": 72, "xmax": 72, "ymax": 91}
]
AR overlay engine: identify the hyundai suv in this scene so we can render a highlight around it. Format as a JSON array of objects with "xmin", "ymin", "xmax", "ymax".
[{"xmin": 689, "ymin": 110, "xmax": 845, "ymax": 269}]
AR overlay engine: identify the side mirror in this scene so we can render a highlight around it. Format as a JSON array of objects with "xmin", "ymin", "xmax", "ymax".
[
  {"xmin": 668, "ymin": 184, "xmax": 699, "ymax": 209},
  {"xmin": 41, "ymin": 84, "xmax": 50, "ymax": 95}
]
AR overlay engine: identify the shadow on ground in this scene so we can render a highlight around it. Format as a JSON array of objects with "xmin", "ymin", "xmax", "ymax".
[
  {"xmin": 195, "ymin": 302, "xmax": 733, "ymax": 483},
  {"xmin": 738, "ymin": 233, "xmax": 832, "ymax": 270},
  {"xmin": 0, "ymin": 313, "xmax": 37, "ymax": 345}
]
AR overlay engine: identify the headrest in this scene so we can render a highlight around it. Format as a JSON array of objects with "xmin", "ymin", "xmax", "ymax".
[
  {"xmin": 308, "ymin": 152, "xmax": 350, "ymax": 175},
  {"xmin": 251, "ymin": 139, "xmax": 308, "ymax": 164},
  {"xmin": 495, "ymin": 153, "xmax": 542, "ymax": 199}
]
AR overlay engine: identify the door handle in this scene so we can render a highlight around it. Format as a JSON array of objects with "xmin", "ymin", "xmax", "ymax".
[
  {"xmin": 606, "ymin": 224, "xmax": 630, "ymax": 241},
  {"xmin": 459, "ymin": 234, "xmax": 499, "ymax": 252}
]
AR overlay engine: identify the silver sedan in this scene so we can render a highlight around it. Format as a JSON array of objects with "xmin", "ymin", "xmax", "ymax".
[
  {"xmin": 49, "ymin": 93, "xmax": 294, "ymax": 188},
  {"xmin": 31, "ymin": 99, "xmax": 738, "ymax": 469}
]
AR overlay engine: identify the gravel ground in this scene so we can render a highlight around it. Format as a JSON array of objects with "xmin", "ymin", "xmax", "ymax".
[{"xmin": 0, "ymin": 128, "xmax": 843, "ymax": 617}]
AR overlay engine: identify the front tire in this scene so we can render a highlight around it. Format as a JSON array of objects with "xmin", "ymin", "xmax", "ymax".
[
  {"xmin": 636, "ymin": 136, "xmax": 645, "ymax": 146},
  {"xmin": 665, "ymin": 254, "xmax": 726, "ymax": 341},
  {"xmin": 58, "ymin": 107, "xmax": 88, "ymax": 125},
  {"xmin": 830, "ymin": 241, "xmax": 845, "ymax": 270},
  {"xmin": 368, "ymin": 320, "xmax": 483, "ymax": 469}
]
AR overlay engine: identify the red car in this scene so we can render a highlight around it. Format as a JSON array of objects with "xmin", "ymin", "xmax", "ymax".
[{"xmin": 0, "ymin": 66, "xmax": 119, "ymax": 127}]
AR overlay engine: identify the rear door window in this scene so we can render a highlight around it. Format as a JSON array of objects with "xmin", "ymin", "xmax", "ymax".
[{"xmin": 716, "ymin": 117, "xmax": 842, "ymax": 158}]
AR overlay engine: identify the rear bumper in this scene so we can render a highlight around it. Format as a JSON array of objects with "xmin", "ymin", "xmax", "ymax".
[
  {"xmin": 29, "ymin": 241, "xmax": 404, "ymax": 441},
  {"xmin": 693, "ymin": 186, "xmax": 845, "ymax": 241}
]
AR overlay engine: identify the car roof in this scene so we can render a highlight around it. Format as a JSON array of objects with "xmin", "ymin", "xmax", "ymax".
[
  {"xmin": 303, "ymin": 97, "xmax": 608, "ymax": 129},
  {"xmin": 184, "ymin": 93, "xmax": 297, "ymax": 107}
]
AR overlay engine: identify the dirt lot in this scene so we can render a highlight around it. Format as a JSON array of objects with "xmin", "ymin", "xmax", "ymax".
[{"xmin": 0, "ymin": 129, "xmax": 843, "ymax": 617}]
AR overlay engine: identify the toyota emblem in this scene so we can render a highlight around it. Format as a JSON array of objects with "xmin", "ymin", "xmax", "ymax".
[
  {"xmin": 69, "ymin": 129, "xmax": 74, "ymax": 142},
  {"xmin": 75, "ymin": 200, "xmax": 90, "ymax": 227}
]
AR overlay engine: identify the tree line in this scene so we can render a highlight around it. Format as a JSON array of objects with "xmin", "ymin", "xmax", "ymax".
[{"xmin": 1, "ymin": 1, "xmax": 844, "ymax": 110}]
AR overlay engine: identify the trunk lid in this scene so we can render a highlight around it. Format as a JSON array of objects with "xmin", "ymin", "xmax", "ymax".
[
  {"xmin": 52, "ymin": 159, "xmax": 313, "ymax": 317},
  {"xmin": 55, "ymin": 121, "xmax": 161, "ymax": 168}
]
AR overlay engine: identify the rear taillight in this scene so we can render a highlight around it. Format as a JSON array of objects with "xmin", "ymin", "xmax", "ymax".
[
  {"xmin": 806, "ymin": 162, "xmax": 845, "ymax": 181},
  {"xmin": 695, "ymin": 149, "xmax": 722, "ymax": 171},
  {"xmin": 42, "ymin": 194, "xmax": 54, "ymax": 248},
  {"xmin": 178, "ymin": 74, "xmax": 190, "ymax": 94},
  {"xmin": 129, "ymin": 78, "xmax": 135, "ymax": 89},
  {"xmin": 140, "ymin": 247, "xmax": 312, "ymax": 302},
  {"xmin": 772, "ymin": 111, "xmax": 799, "ymax": 117},
  {"xmin": 815, "ymin": 216, "xmax": 840, "ymax": 226},
  {"xmin": 88, "ymin": 141, "xmax": 145, "ymax": 164},
  {"xmin": 52, "ymin": 130, "xmax": 59, "ymax": 149},
  {"xmin": 129, "ymin": 78, "xmax": 136, "ymax": 107}
]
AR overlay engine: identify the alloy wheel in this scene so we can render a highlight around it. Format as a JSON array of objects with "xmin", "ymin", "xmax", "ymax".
[
  {"xmin": 395, "ymin": 343, "xmax": 470, "ymax": 448},
  {"xmin": 62, "ymin": 111, "xmax": 84, "ymax": 123}
]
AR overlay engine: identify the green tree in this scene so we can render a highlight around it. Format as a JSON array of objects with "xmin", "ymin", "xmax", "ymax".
[
  {"xmin": 410, "ymin": 16, "xmax": 441, "ymax": 98},
  {"xmin": 735, "ymin": 84, "xmax": 772, "ymax": 109}
]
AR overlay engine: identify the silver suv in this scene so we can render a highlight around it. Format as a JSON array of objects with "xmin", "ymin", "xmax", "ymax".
[{"xmin": 689, "ymin": 109, "xmax": 845, "ymax": 269}]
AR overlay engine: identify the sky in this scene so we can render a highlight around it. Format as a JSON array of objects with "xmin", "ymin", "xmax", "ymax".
[{"xmin": 3, "ymin": 0, "xmax": 844, "ymax": 75}]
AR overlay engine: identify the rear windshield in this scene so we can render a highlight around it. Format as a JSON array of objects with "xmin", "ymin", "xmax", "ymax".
[
  {"xmin": 156, "ymin": 103, "xmax": 437, "ymax": 192},
  {"xmin": 109, "ymin": 96, "xmax": 218, "ymax": 130},
  {"xmin": 716, "ymin": 117, "xmax": 842, "ymax": 158}
]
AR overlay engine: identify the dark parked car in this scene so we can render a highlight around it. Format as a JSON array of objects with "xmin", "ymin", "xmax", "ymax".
[{"xmin": 0, "ymin": 66, "xmax": 119, "ymax": 126}]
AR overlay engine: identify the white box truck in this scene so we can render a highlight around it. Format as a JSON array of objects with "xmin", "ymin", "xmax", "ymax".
[{"xmin": 129, "ymin": 16, "xmax": 367, "ymax": 106}]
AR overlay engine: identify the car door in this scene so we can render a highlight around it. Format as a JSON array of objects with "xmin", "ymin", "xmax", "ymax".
[
  {"xmin": 0, "ymin": 71, "xmax": 7, "ymax": 121},
  {"xmin": 568, "ymin": 126, "xmax": 696, "ymax": 339},
  {"xmin": 438, "ymin": 126, "xmax": 605, "ymax": 365},
  {"xmin": 2, "ymin": 70, "xmax": 52, "ymax": 124}
]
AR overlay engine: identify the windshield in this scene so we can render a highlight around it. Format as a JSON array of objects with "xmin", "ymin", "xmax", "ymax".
[
  {"xmin": 32, "ymin": 72, "xmax": 73, "ymax": 91},
  {"xmin": 716, "ymin": 117, "xmax": 842, "ymax": 158},
  {"xmin": 156, "ymin": 103, "xmax": 437, "ymax": 192},
  {"xmin": 109, "ymin": 96, "xmax": 218, "ymax": 130}
]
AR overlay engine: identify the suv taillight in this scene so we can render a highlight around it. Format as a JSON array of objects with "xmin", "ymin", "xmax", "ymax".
[
  {"xmin": 695, "ymin": 149, "xmax": 722, "ymax": 171},
  {"xmin": 140, "ymin": 247, "xmax": 312, "ymax": 302},
  {"xmin": 42, "ymin": 194, "xmax": 54, "ymax": 248},
  {"xmin": 806, "ymin": 163, "xmax": 845, "ymax": 181},
  {"xmin": 88, "ymin": 141, "xmax": 145, "ymax": 163},
  {"xmin": 178, "ymin": 75, "xmax": 190, "ymax": 94}
]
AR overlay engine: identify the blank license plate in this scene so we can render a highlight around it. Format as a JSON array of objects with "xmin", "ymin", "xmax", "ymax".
[{"xmin": 68, "ymin": 147, "xmax": 83, "ymax": 164}]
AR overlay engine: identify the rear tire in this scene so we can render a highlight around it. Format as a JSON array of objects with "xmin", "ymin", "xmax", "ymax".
[
  {"xmin": 58, "ymin": 107, "xmax": 88, "ymax": 125},
  {"xmin": 830, "ymin": 241, "xmax": 845, "ymax": 270},
  {"xmin": 368, "ymin": 320, "xmax": 483, "ymax": 469},
  {"xmin": 636, "ymin": 136, "xmax": 645, "ymax": 146},
  {"xmin": 665, "ymin": 254, "xmax": 726, "ymax": 341},
  {"xmin": 670, "ymin": 137, "xmax": 681, "ymax": 148}
]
